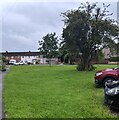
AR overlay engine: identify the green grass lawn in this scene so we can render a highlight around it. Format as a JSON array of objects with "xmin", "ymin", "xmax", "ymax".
[{"xmin": 3, "ymin": 64, "xmax": 119, "ymax": 118}]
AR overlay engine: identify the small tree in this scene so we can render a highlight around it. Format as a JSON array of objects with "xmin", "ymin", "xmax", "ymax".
[{"xmin": 38, "ymin": 32, "xmax": 59, "ymax": 66}]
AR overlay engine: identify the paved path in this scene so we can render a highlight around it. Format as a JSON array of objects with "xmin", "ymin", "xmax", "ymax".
[
  {"xmin": 0, "ymin": 66, "xmax": 10, "ymax": 119},
  {"xmin": 0, "ymin": 71, "xmax": 2, "ymax": 119}
]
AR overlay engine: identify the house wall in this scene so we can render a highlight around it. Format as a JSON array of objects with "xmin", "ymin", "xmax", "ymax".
[
  {"xmin": 40, "ymin": 58, "xmax": 47, "ymax": 64},
  {"xmin": 21, "ymin": 56, "xmax": 39, "ymax": 63},
  {"xmin": 102, "ymin": 47, "xmax": 119, "ymax": 59},
  {"xmin": 6, "ymin": 56, "xmax": 21, "ymax": 61},
  {"xmin": 102, "ymin": 48, "xmax": 111, "ymax": 59},
  {"xmin": 6, "ymin": 56, "xmax": 21, "ymax": 64},
  {"xmin": 2, "ymin": 52, "xmax": 59, "ymax": 64}
]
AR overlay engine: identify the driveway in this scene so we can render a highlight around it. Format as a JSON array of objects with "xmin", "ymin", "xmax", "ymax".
[{"xmin": 0, "ymin": 66, "xmax": 10, "ymax": 119}]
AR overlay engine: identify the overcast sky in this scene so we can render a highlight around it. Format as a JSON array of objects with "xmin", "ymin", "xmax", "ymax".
[{"xmin": 0, "ymin": 0, "xmax": 118, "ymax": 52}]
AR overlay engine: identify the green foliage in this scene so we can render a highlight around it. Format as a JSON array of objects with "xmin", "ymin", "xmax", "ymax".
[
  {"xmin": 58, "ymin": 44, "xmax": 69, "ymax": 63},
  {"xmin": 0, "ymin": 55, "xmax": 6, "ymax": 71},
  {"xmin": 94, "ymin": 50, "xmax": 105, "ymax": 62},
  {"xmin": 109, "ymin": 57, "xmax": 119, "ymax": 62},
  {"xmin": 4, "ymin": 65, "xmax": 118, "ymax": 118},
  {"xmin": 108, "ymin": 43, "xmax": 119, "ymax": 57},
  {"xmin": 76, "ymin": 64, "xmax": 82, "ymax": 71},
  {"xmin": 38, "ymin": 32, "xmax": 59, "ymax": 58},
  {"xmin": 2, "ymin": 56, "xmax": 6, "ymax": 63},
  {"xmin": 2, "ymin": 63, "xmax": 6, "ymax": 71},
  {"xmin": 61, "ymin": 2, "xmax": 119, "ymax": 71},
  {"xmin": 59, "ymin": 43, "xmax": 78, "ymax": 64}
]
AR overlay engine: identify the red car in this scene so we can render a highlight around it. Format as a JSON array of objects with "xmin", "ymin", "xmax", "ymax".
[{"xmin": 95, "ymin": 67, "xmax": 119, "ymax": 87}]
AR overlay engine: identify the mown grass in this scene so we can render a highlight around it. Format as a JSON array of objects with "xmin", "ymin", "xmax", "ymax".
[{"xmin": 3, "ymin": 64, "xmax": 119, "ymax": 118}]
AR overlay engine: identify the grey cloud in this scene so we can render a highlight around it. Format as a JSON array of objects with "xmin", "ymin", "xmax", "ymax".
[{"xmin": 2, "ymin": 2, "xmax": 117, "ymax": 52}]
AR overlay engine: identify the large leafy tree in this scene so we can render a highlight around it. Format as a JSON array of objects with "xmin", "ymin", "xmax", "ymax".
[
  {"xmin": 61, "ymin": 2, "xmax": 119, "ymax": 71},
  {"xmin": 59, "ymin": 43, "xmax": 77, "ymax": 64},
  {"xmin": 38, "ymin": 32, "xmax": 59, "ymax": 65}
]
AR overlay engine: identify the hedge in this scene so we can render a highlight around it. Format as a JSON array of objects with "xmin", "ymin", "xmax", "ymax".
[{"xmin": 109, "ymin": 57, "xmax": 119, "ymax": 62}]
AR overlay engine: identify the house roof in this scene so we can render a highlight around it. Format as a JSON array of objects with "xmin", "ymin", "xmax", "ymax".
[{"xmin": 1, "ymin": 51, "xmax": 41, "ymax": 57}]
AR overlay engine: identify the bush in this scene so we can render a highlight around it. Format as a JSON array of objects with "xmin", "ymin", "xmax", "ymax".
[
  {"xmin": 0, "ymin": 63, "xmax": 6, "ymax": 71},
  {"xmin": 2, "ymin": 63, "xmax": 6, "ymax": 71},
  {"xmin": 76, "ymin": 64, "xmax": 82, "ymax": 71},
  {"xmin": 109, "ymin": 57, "xmax": 119, "ymax": 62},
  {"xmin": 0, "ymin": 56, "xmax": 6, "ymax": 71}
]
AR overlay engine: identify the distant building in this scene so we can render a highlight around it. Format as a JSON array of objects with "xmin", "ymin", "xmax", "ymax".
[
  {"xmin": 1, "ymin": 51, "xmax": 58, "ymax": 65},
  {"xmin": 102, "ymin": 48, "xmax": 111, "ymax": 59},
  {"xmin": 102, "ymin": 47, "xmax": 119, "ymax": 59},
  {"xmin": 103, "ymin": 47, "xmax": 119, "ymax": 64}
]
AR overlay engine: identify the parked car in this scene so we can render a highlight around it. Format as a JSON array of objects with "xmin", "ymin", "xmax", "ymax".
[
  {"xmin": 14, "ymin": 61, "xmax": 27, "ymax": 65},
  {"xmin": 95, "ymin": 67, "xmax": 119, "ymax": 87},
  {"xmin": 9, "ymin": 59, "xmax": 16, "ymax": 65},
  {"xmin": 27, "ymin": 61, "xmax": 33, "ymax": 64},
  {"xmin": 104, "ymin": 80, "xmax": 119, "ymax": 110},
  {"xmin": 14, "ymin": 62, "xmax": 20, "ymax": 65}
]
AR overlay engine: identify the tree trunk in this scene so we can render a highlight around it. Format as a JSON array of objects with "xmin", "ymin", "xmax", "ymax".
[
  {"xmin": 49, "ymin": 58, "xmax": 51, "ymax": 67},
  {"xmin": 81, "ymin": 60, "xmax": 90, "ymax": 71},
  {"xmin": 78, "ymin": 55, "xmax": 92, "ymax": 71}
]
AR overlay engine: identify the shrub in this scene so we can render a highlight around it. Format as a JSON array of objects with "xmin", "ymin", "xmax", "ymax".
[
  {"xmin": 2, "ymin": 63, "xmax": 6, "ymax": 71},
  {"xmin": 0, "ymin": 56, "xmax": 6, "ymax": 71},
  {"xmin": 76, "ymin": 64, "xmax": 82, "ymax": 71},
  {"xmin": 109, "ymin": 57, "xmax": 119, "ymax": 62}
]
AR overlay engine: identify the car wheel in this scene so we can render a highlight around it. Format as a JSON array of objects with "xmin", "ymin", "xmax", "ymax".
[{"xmin": 103, "ymin": 78, "xmax": 115, "ymax": 88}]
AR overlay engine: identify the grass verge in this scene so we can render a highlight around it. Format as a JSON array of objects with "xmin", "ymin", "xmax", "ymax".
[{"xmin": 3, "ymin": 64, "xmax": 119, "ymax": 118}]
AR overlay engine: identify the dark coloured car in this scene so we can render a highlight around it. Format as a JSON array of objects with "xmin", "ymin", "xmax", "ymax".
[
  {"xmin": 104, "ymin": 81, "xmax": 119, "ymax": 110},
  {"xmin": 95, "ymin": 67, "xmax": 119, "ymax": 87}
]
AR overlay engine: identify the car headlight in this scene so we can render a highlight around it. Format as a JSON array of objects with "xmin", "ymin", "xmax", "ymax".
[
  {"xmin": 106, "ymin": 87, "xmax": 119, "ymax": 95},
  {"xmin": 96, "ymin": 72, "xmax": 103, "ymax": 76}
]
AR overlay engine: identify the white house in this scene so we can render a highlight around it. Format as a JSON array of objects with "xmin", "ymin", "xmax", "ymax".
[{"xmin": 2, "ymin": 51, "xmax": 58, "ymax": 64}]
